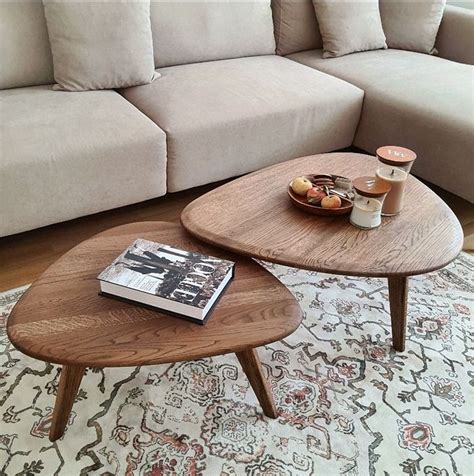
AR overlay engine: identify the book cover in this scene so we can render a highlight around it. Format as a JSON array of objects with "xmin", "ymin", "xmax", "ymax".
[{"xmin": 97, "ymin": 239, "xmax": 234, "ymax": 316}]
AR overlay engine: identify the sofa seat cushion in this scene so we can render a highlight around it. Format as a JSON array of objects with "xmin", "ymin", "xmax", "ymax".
[
  {"xmin": 288, "ymin": 49, "xmax": 474, "ymax": 202},
  {"xmin": 121, "ymin": 55, "xmax": 364, "ymax": 192},
  {"xmin": 0, "ymin": 86, "xmax": 167, "ymax": 237}
]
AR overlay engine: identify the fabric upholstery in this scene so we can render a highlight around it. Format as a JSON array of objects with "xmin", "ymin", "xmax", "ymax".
[
  {"xmin": 272, "ymin": 0, "xmax": 322, "ymax": 55},
  {"xmin": 0, "ymin": 87, "xmax": 167, "ymax": 237},
  {"xmin": 435, "ymin": 4, "xmax": 474, "ymax": 65},
  {"xmin": 288, "ymin": 49, "xmax": 474, "ymax": 202},
  {"xmin": 0, "ymin": 0, "xmax": 54, "ymax": 90},
  {"xmin": 121, "ymin": 55, "xmax": 363, "ymax": 192},
  {"xmin": 43, "ymin": 1, "xmax": 157, "ymax": 91},
  {"xmin": 312, "ymin": 0, "xmax": 387, "ymax": 58},
  {"xmin": 150, "ymin": 1, "xmax": 276, "ymax": 68},
  {"xmin": 380, "ymin": 0, "xmax": 446, "ymax": 54}
]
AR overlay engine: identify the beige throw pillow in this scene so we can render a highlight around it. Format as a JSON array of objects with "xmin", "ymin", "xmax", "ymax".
[
  {"xmin": 380, "ymin": 0, "xmax": 446, "ymax": 54},
  {"xmin": 272, "ymin": 0, "xmax": 322, "ymax": 56},
  {"xmin": 43, "ymin": 0, "xmax": 158, "ymax": 91},
  {"xmin": 312, "ymin": 0, "xmax": 387, "ymax": 58}
]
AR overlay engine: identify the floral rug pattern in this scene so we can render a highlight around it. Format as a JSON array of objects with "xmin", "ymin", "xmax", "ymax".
[{"xmin": 0, "ymin": 253, "xmax": 473, "ymax": 475}]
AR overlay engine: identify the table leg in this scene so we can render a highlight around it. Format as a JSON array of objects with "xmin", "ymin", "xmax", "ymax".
[
  {"xmin": 49, "ymin": 365, "xmax": 85, "ymax": 442},
  {"xmin": 236, "ymin": 348, "xmax": 278, "ymax": 418},
  {"xmin": 388, "ymin": 276, "xmax": 409, "ymax": 352}
]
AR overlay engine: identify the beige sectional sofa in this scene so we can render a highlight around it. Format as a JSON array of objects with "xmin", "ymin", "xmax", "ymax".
[{"xmin": 1, "ymin": 1, "xmax": 473, "ymax": 237}]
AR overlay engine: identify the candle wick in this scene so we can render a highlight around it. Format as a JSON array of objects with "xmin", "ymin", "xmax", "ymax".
[
  {"xmin": 366, "ymin": 199, "xmax": 370, "ymax": 205},
  {"xmin": 391, "ymin": 168, "xmax": 395, "ymax": 176}
]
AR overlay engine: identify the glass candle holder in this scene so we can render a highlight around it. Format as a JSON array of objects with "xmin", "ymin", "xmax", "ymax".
[
  {"xmin": 375, "ymin": 146, "xmax": 417, "ymax": 216},
  {"xmin": 350, "ymin": 176, "xmax": 391, "ymax": 230}
]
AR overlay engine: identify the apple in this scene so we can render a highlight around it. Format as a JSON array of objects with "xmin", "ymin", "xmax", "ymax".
[
  {"xmin": 307, "ymin": 187, "xmax": 326, "ymax": 204},
  {"xmin": 321, "ymin": 195, "xmax": 342, "ymax": 209},
  {"xmin": 291, "ymin": 176, "xmax": 312, "ymax": 196}
]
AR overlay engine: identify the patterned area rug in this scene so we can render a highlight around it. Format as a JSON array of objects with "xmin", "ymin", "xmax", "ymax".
[{"xmin": 1, "ymin": 254, "xmax": 473, "ymax": 476}]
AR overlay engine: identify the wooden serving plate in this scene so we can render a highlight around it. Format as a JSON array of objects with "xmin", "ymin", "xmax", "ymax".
[{"xmin": 288, "ymin": 174, "xmax": 353, "ymax": 216}]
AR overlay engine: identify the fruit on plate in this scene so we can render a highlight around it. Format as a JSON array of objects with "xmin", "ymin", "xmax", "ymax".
[
  {"xmin": 321, "ymin": 195, "xmax": 342, "ymax": 209},
  {"xmin": 307, "ymin": 187, "xmax": 326, "ymax": 204},
  {"xmin": 291, "ymin": 176, "xmax": 312, "ymax": 196}
]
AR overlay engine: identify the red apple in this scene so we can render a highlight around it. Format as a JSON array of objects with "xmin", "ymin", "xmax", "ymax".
[{"xmin": 307, "ymin": 187, "xmax": 326, "ymax": 204}]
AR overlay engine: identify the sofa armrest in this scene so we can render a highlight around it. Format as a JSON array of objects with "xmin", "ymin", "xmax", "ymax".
[{"xmin": 435, "ymin": 5, "xmax": 474, "ymax": 65}]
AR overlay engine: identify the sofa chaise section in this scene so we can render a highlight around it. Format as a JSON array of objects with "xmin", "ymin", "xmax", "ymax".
[
  {"xmin": 0, "ymin": 86, "xmax": 167, "ymax": 236},
  {"xmin": 121, "ymin": 55, "xmax": 364, "ymax": 192},
  {"xmin": 288, "ymin": 49, "xmax": 474, "ymax": 202}
]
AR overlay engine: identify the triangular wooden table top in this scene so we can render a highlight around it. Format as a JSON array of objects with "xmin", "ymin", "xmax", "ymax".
[
  {"xmin": 7, "ymin": 222, "xmax": 302, "ymax": 368},
  {"xmin": 181, "ymin": 153, "xmax": 463, "ymax": 277}
]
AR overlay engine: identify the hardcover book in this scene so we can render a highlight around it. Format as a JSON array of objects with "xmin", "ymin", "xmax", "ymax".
[{"xmin": 97, "ymin": 239, "xmax": 234, "ymax": 323}]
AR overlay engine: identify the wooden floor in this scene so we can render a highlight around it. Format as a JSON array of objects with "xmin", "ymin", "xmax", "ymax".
[{"xmin": 0, "ymin": 181, "xmax": 472, "ymax": 292}]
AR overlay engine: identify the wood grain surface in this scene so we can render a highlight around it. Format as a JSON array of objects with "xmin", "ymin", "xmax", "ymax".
[
  {"xmin": 181, "ymin": 153, "xmax": 463, "ymax": 277},
  {"xmin": 236, "ymin": 348, "xmax": 278, "ymax": 418},
  {"xmin": 49, "ymin": 365, "xmax": 85, "ymax": 441},
  {"xmin": 388, "ymin": 276, "xmax": 409, "ymax": 352},
  {"xmin": 7, "ymin": 222, "xmax": 302, "ymax": 368}
]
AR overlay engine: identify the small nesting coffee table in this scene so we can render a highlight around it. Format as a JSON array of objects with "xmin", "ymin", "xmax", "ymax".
[
  {"xmin": 181, "ymin": 152, "xmax": 463, "ymax": 351},
  {"xmin": 7, "ymin": 222, "xmax": 301, "ymax": 441}
]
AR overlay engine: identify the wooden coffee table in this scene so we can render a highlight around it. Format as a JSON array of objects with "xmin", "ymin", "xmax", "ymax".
[
  {"xmin": 181, "ymin": 152, "xmax": 463, "ymax": 352},
  {"xmin": 7, "ymin": 222, "xmax": 301, "ymax": 441}
]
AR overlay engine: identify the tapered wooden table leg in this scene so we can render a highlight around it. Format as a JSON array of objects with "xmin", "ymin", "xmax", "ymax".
[
  {"xmin": 236, "ymin": 348, "xmax": 278, "ymax": 418},
  {"xmin": 388, "ymin": 276, "xmax": 409, "ymax": 352},
  {"xmin": 49, "ymin": 365, "xmax": 85, "ymax": 442}
]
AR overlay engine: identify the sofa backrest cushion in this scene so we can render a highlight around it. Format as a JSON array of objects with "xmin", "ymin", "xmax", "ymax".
[
  {"xmin": 380, "ymin": 0, "xmax": 446, "ymax": 55},
  {"xmin": 150, "ymin": 1, "xmax": 276, "ymax": 68},
  {"xmin": 435, "ymin": 4, "xmax": 474, "ymax": 65},
  {"xmin": 0, "ymin": 0, "xmax": 54, "ymax": 90},
  {"xmin": 272, "ymin": 0, "xmax": 322, "ymax": 56}
]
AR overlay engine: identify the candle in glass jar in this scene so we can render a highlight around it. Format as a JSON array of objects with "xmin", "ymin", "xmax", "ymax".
[
  {"xmin": 376, "ymin": 165, "xmax": 408, "ymax": 216},
  {"xmin": 376, "ymin": 145, "xmax": 416, "ymax": 216},
  {"xmin": 350, "ymin": 176, "xmax": 391, "ymax": 230},
  {"xmin": 350, "ymin": 195, "xmax": 383, "ymax": 229}
]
